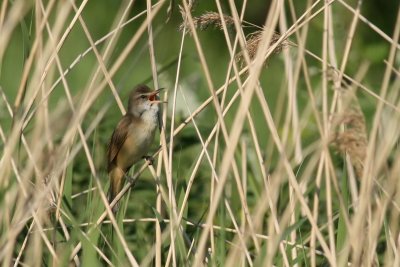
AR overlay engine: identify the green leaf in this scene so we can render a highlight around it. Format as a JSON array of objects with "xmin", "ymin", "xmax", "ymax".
[
  {"xmin": 279, "ymin": 217, "xmax": 307, "ymax": 243},
  {"xmin": 152, "ymin": 206, "xmax": 165, "ymax": 227},
  {"xmin": 336, "ymin": 167, "xmax": 349, "ymax": 255}
]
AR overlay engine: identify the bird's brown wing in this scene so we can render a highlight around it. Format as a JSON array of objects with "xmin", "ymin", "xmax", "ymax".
[{"xmin": 107, "ymin": 115, "xmax": 133, "ymax": 172}]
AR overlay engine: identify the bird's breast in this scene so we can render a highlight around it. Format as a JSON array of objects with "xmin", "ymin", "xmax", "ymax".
[
  {"xmin": 130, "ymin": 113, "xmax": 158, "ymax": 150},
  {"xmin": 117, "ymin": 110, "xmax": 158, "ymax": 169}
]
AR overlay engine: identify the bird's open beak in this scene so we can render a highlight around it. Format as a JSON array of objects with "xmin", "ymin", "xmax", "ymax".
[{"xmin": 148, "ymin": 88, "xmax": 167, "ymax": 104}]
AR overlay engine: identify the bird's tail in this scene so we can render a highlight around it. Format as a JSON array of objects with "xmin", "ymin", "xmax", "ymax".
[{"xmin": 108, "ymin": 167, "xmax": 125, "ymax": 214}]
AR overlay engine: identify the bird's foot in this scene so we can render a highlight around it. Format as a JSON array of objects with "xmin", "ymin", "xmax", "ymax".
[{"xmin": 143, "ymin": 155, "xmax": 154, "ymax": 165}]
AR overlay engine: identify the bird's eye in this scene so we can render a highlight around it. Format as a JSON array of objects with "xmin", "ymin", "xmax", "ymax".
[{"xmin": 140, "ymin": 95, "xmax": 147, "ymax": 99}]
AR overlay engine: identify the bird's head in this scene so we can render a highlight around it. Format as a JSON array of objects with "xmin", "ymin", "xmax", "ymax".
[{"xmin": 127, "ymin": 85, "xmax": 164, "ymax": 116}]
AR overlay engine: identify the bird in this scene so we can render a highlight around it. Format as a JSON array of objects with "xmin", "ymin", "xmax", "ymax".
[{"xmin": 107, "ymin": 84, "xmax": 164, "ymax": 213}]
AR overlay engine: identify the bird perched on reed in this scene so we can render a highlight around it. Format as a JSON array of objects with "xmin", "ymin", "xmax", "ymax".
[{"xmin": 107, "ymin": 84, "xmax": 164, "ymax": 213}]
